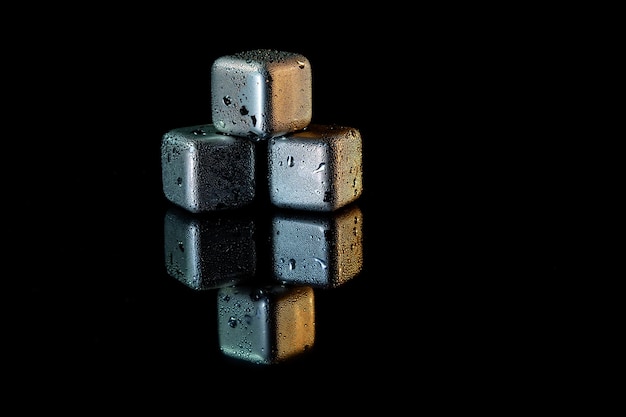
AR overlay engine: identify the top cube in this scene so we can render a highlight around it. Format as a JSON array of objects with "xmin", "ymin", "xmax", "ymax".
[{"xmin": 211, "ymin": 49, "xmax": 313, "ymax": 140}]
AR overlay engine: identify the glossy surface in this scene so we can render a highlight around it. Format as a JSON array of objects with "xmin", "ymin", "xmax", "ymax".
[
  {"xmin": 161, "ymin": 124, "xmax": 256, "ymax": 212},
  {"xmin": 271, "ymin": 204, "xmax": 363, "ymax": 288},
  {"xmin": 211, "ymin": 49, "xmax": 312, "ymax": 139},
  {"xmin": 163, "ymin": 206, "xmax": 256, "ymax": 290},
  {"xmin": 217, "ymin": 285, "xmax": 315, "ymax": 365},
  {"xmin": 268, "ymin": 124, "xmax": 363, "ymax": 211}
]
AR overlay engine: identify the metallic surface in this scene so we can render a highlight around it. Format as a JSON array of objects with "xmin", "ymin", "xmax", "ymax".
[
  {"xmin": 163, "ymin": 206, "xmax": 256, "ymax": 290},
  {"xmin": 217, "ymin": 285, "xmax": 315, "ymax": 365},
  {"xmin": 211, "ymin": 49, "xmax": 312, "ymax": 139},
  {"xmin": 271, "ymin": 204, "xmax": 363, "ymax": 288},
  {"xmin": 161, "ymin": 123, "xmax": 256, "ymax": 213},
  {"xmin": 268, "ymin": 124, "xmax": 363, "ymax": 211}
]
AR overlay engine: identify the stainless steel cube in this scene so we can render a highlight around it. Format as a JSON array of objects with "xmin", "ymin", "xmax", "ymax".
[
  {"xmin": 268, "ymin": 124, "xmax": 363, "ymax": 211},
  {"xmin": 163, "ymin": 207, "xmax": 256, "ymax": 290},
  {"xmin": 271, "ymin": 204, "xmax": 363, "ymax": 288},
  {"xmin": 217, "ymin": 285, "xmax": 315, "ymax": 365},
  {"xmin": 211, "ymin": 49, "xmax": 312, "ymax": 139},
  {"xmin": 161, "ymin": 123, "xmax": 255, "ymax": 213}
]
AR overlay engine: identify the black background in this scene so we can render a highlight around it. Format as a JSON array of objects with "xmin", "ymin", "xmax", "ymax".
[{"xmin": 13, "ymin": 7, "xmax": 583, "ymax": 408}]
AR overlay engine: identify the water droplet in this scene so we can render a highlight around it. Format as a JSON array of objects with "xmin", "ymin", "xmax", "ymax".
[
  {"xmin": 288, "ymin": 259, "xmax": 296, "ymax": 270},
  {"xmin": 251, "ymin": 288, "xmax": 265, "ymax": 300},
  {"xmin": 223, "ymin": 96, "xmax": 232, "ymax": 106},
  {"xmin": 297, "ymin": 60, "xmax": 306, "ymax": 69},
  {"xmin": 312, "ymin": 163, "xmax": 326, "ymax": 173},
  {"xmin": 287, "ymin": 156, "xmax": 294, "ymax": 167},
  {"xmin": 176, "ymin": 177, "xmax": 183, "ymax": 186},
  {"xmin": 228, "ymin": 317, "xmax": 237, "ymax": 328},
  {"xmin": 313, "ymin": 258, "xmax": 327, "ymax": 269},
  {"xmin": 215, "ymin": 120, "xmax": 225, "ymax": 129}
]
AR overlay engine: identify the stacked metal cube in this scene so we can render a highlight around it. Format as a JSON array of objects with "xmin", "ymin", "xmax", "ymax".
[
  {"xmin": 161, "ymin": 51, "xmax": 364, "ymax": 364},
  {"xmin": 161, "ymin": 49, "xmax": 363, "ymax": 213}
]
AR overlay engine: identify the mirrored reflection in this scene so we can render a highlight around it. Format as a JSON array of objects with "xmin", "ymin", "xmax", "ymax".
[
  {"xmin": 272, "ymin": 204, "xmax": 363, "ymax": 289},
  {"xmin": 163, "ymin": 206, "xmax": 256, "ymax": 290},
  {"xmin": 162, "ymin": 202, "xmax": 364, "ymax": 365},
  {"xmin": 217, "ymin": 284, "xmax": 315, "ymax": 365}
]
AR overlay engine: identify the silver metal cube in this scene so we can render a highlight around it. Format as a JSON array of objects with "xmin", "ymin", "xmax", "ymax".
[
  {"xmin": 268, "ymin": 124, "xmax": 363, "ymax": 211},
  {"xmin": 217, "ymin": 285, "xmax": 315, "ymax": 365},
  {"xmin": 271, "ymin": 204, "xmax": 363, "ymax": 288},
  {"xmin": 163, "ymin": 207, "xmax": 256, "ymax": 290},
  {"xmin": 161, "ymin": 123, "xmax": 255, "ymax": 213},
  {"xmin": 211, "ymin": 49, "xmax": 312, "ymax": 139}
]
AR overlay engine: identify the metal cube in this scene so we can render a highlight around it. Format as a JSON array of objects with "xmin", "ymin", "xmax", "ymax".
[
  {"xmin": 271, "ymin": 204, "xmax": 363, "ymax": 288},
  {"xmin": 161, "ymin": 123, "xmax": 255, "ymax": 213},
  {"xmin": 163, "ymin": 206, "xmax": 256, "ymax": 290},
  {"xmin": 211, "ymin": 49, "xmax": 312, "ymax": 139},
  {"xmin": 268, "ymin": 124, "xmax": 363, "ymax": 211},
  {"xmin": 217, "ymin": 285, "xmax": 315, "ymax": 365}
]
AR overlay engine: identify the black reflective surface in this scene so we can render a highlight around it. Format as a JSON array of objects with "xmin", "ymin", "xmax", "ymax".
[{"xmin": 18, "ymin": 26, "xmax": 577, "ymax": 403}]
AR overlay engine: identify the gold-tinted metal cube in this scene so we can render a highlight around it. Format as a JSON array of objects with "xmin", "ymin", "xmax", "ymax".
[
  {"xmin": 271, "ymin": 204, "xmax": 363, "ymax": 288},
  {"xmin": 217, "ymin": 285, "xmax": 315, "ymax": 365},
  {"xmin": 211, "ymin": 49, "xmax": 312, "ymax": 139},
  {"xmin": 268, "ymin": 124, "xmax": 363, "ymax": 211}
]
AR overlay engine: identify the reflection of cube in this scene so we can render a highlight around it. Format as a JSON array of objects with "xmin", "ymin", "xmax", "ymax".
[
  {"xmin": 272, "ymin": 204, "xmax": 363, "ymax": 288},
  {"xmin": 211, "ymin": 49, "xmax": 312, "ymax": 139},
  {"xmin": 163, "ymin": 206, "xmax": 256, "ymax": 290},
  {"xmin": 217, "ymin": 285, "xmax": 315, "ymax": 365},
  {"xmin": 161, "ymin": 124, "xmax": 256, "ymax": 213},
  {"xmin": 268, "ymin": 124, "xmax": 363, "ymax": 211}
]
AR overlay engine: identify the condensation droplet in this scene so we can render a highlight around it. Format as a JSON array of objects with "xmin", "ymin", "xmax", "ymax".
[
  {"xmin": 251, "ymin": 289, "xmax": 265, "ymax": 301},
  {"xmin": 313, "ymin": 257, "xmax": 327, "ymax": 269},
  {"xmin": 287, "ymin": 156, "xmax": 294, "ymax": 167},
  {"xmin": 288, "ymin": 259, "xmax": 296, "ymax": 270},
  {"xmin": 313, "ymin": 163, "xmax": 325, "ymax": 173}
]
